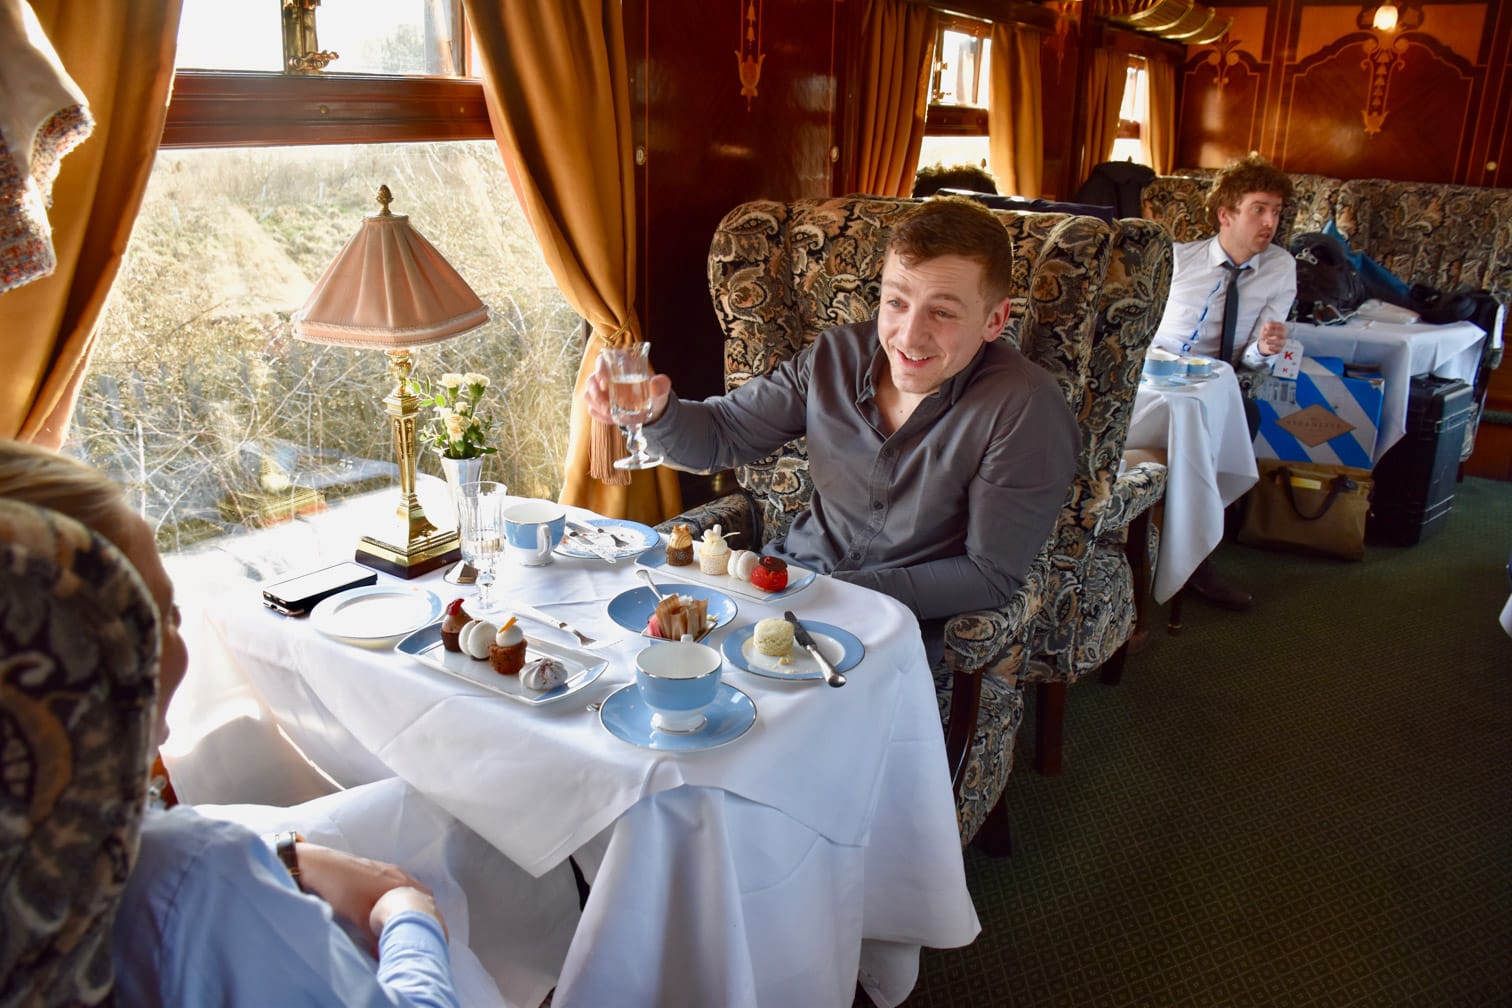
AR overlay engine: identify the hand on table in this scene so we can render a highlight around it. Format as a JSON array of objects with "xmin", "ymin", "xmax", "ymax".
[
  {"xmin": 295, "ymin": 842, "xmax": 448, "ymax": 952},
  {"xmin": 584, "ymin": 353, "xmax": 673, "ymax": 426},
  {"xmin": 1257, "ymin": 320, "xmax": 1288, "ymax": 357}
]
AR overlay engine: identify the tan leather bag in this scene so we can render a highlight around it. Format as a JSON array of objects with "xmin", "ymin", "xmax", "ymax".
[{"xmin": 1239, "ymin": 460, "xmax": 1373, "ymax": 561}]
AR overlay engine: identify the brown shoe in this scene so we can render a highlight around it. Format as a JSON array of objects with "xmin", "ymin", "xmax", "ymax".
[{"xmin": 1186, "ymin": 560, "xmax": 1253, "ymax": 611}]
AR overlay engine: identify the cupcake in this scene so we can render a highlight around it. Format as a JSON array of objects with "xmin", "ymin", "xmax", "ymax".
[
  {"xmin": 698, "ymin": 524, "xmax": 730, "ymax": 576},
  {"xmin": 666, "ymin": 523, "xmax": 694, "ymax": 566},
  {"xmin": 440, "ymin": 598, "xmax": 473, "ymax": 652},
  {"xmin": 488, "ymin": 617, "xmax": 528, "ymax": 676},
  {"xmin": 753, "ymin": 617, "xmax": 794, "ymax": 658}
]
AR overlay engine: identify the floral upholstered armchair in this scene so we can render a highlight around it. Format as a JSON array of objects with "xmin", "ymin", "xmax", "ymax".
[
  {"xmin": 0, "ymin": 500, "xmax": 161, "ymax": 1006},
  {"xmin": 657, "ymin": 195, "xmax": 1156, "ymax": 844}
]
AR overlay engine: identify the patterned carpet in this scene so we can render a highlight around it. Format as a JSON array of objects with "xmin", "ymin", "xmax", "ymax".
[{"xmin": 895, "ymin": 476, "xmax": 1512, "ymax": 1007}]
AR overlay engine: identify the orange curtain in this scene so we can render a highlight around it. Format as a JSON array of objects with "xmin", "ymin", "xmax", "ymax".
[
  {"xmin": 464, "ymin": 0, "xmax": 680, "ymax": 524},
  {"xmin": 1144, "ymin": 54, "xmax": 1176, "ymax": 175},
  {"xmin": 0, "ymin": 0, "xmax": 181, "ymax": 447},
  {"xmin": 1079, "ymin": 48, "xmax": 1129, "ymax": 184},
  {"xmin": 853, "ymin": 0, "xmax": 935, "ymax": 196},
  {"xmin": 987, "ymin": 22, "xmax": 1043, "ymax": 198}
]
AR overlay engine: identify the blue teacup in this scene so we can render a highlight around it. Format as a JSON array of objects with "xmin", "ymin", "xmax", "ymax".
[
  {"xmin": 635, "ymin": 638, "xmax": 722, "ymax": 734},
  {"xmin": 1143, "ymin": 349, "xmax": 1182, "ymax": 385},
  {"xmin": 503, "ymin": 499, "xmax": 567, "ymax": 566}
]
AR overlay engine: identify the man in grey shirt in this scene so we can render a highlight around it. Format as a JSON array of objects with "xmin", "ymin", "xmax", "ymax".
[{"xmin": 586, "ymin": 197, "xmax": 1079, "ymax": 648}]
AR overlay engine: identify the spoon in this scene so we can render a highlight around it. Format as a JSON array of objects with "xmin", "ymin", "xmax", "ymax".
[{"xmin": 637, "ymin": 569, "xmax": 666, "ymax": 602}]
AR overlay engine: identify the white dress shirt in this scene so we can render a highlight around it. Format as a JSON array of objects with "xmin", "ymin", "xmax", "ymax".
[{"xmin": 1151, "ymin": 237, "xmax": 1297, "ymax": 368}]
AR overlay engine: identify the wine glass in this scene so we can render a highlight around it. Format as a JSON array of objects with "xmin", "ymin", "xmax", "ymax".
[
  {"xmin": 602, "ymin": 343, "xmax": 664, "ymax": 470},
  {"xmin": 456, "ymin": 481, "xmax": 506, "ymax": 610}
]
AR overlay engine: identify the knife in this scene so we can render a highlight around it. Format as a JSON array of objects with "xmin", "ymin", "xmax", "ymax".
[{"xmin": 783, "ymin": 610, "xmax": 846, "ymax": 687}]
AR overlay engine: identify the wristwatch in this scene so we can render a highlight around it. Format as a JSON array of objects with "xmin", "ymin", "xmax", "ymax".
[{"xmin": 270, "ymin": 831, "xmax": 305, "ymax": 891}]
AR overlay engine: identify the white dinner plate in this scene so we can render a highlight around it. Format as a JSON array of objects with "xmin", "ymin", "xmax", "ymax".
[
  {"xmin": 555, "ymin": 518, "xmax": 660, "ymax": 561},
  {"xmin": 721, "ymin": 621, "xmax": 865, "ymax": 681},
  {"xmin": 638, "ymin": 542, "xmax": 817, "ymax": 602},
  {"xmin": 395, "ymin": 622, "xmax": 607, "ymax": 706},
  {"xmin": 310, "ymin": 585, "xmax": 442, "ymax": 648}
]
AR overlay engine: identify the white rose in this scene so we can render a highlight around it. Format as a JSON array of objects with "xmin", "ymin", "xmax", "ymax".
[
  {"xmin": 440, "ymin": 373, "xmax": 464, "ymax": 388},
  {"xmin": 463, "ymin": 372, "xmax": 489, "ymax": 388},
  {"xmin": 445, "ymin": 414, "xmax": 467, "ymax": 439}
]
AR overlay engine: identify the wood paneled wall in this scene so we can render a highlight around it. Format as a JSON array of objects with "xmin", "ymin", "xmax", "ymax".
[
  {"xmin": 1174, "ymin": 1, "xmax": 1511, "ymax": 185},
  {"xmin": 626, "ymin": 0, "xmax": 846, "ymax": 401}
]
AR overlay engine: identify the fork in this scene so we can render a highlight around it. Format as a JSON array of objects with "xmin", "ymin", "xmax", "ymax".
[
  {"xmin": 514, "ymin": 605, "xmax": 599, "ymax": 647},
  {"xmin": 567, "ymin": 520, "xmax": 630, "ymax": 548}
]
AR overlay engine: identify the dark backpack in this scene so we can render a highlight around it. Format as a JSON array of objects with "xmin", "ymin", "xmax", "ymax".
[{"xmin": 1290, "ymin": 232, "xmax": 1368, "ymax": 324}]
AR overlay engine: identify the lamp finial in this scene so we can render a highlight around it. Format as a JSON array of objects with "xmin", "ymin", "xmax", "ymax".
[{"xmin": 375, "ymin": 185, "xmax": 394, "ymax": 216}]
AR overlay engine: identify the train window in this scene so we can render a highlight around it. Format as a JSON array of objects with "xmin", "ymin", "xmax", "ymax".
[
  {"xmin": 919, "ymin": 15, "xmax": 992, "ymax": 186},
  {"xmin": 65, "ymin": 6, "xmax": 581, "ymax": 555},
  {"xmin": 177, "ymin": 0, "xmax": 467, "ymax": 77},
  {"xmin": 1110, "ymin": 57, "xmax": 1150, "ymax": 165}
]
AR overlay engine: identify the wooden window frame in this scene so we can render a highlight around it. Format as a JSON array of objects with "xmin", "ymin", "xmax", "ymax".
[{"xmin": 161, "ymin": 71, "xmax": 493, "ymax": 149}]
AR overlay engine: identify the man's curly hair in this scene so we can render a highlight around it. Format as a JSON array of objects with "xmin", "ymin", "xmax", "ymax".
[{"xmin": 1204, "ymin": 153, "xmax": 1293, "ymax": 229}]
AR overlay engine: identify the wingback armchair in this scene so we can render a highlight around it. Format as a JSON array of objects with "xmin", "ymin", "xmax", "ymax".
[
  {"xmin": 0, "ymin": 500, "xmax": 161, "ymax": 1007},
  {"xmin": 657, "ymin": 195, "xmax": 1139, "ymax": 844}
]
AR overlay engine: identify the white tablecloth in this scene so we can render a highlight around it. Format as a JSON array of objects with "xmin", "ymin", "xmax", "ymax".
[
  {"xmin": 1127, "ymin": 364, "xmax": 1259, "ymax": 603},
  {"xmin": 188, "ymin": 494, "xmax": 979, "ymax": 1008},
  {"xmin": 1287, "ymin": 319, "xmax": 1485, "ymax": 462}
]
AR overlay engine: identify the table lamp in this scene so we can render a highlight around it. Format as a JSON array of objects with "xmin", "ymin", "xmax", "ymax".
[{"xmin": 293, "ymin": 185, "xmax": 489, "ymax": 578}]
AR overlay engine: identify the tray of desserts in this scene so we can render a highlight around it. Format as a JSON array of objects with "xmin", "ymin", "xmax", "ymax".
[
  {"xmin": 396, "ymin": 607, "xmax": 606, "ymax": 706},
  {"xmin": 636, "ymin": 524, "xmax": 816, "ymax": 602}
]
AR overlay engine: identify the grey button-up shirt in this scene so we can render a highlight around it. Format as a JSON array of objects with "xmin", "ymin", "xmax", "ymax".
[{"xmin": 645, "ymin": 321, "xmax": 1079, "ymax": 621}]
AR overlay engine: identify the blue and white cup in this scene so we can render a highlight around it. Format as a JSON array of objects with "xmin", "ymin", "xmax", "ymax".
[
  {"xmin": 1184, "ymin": 356, "xmax": 1213, "ymax": 379},
  {"xmin": 635, "ymin": 637, "xmax": 723, "ymax": 733},
  {"xmin": 1143, "ymin": 348, "xmax": 1182, "ymax": 385},
  {"xmin": 503, "ymin": 499, "xmax": 567, "ymax": 566}
]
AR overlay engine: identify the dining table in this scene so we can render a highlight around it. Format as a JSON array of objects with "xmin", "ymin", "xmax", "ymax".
[
  {"xmin": 185, "ymin": 486, "xmax": 980, "ymax": 1008},
  {"xmin": 1286, "ymin": 318, "xmax": 1486, "ymax": 462},
  {"xmin": 1126, "ymin": 360, "xmax": 1259, "ymax": 604}
]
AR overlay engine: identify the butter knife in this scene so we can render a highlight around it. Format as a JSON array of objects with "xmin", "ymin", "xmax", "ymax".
[{"xmin": 783, "ymin": 610, "xmax": 846, "ymax": 687}]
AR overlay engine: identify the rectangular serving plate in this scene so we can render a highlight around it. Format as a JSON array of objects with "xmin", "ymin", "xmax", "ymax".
[
  {"xmin": 395, "ymin": 622, "xmax": 607, "ymax": 706},
  {"xmin": 638, "ymin": 543, "xmax": 816, "ymax": 602}
]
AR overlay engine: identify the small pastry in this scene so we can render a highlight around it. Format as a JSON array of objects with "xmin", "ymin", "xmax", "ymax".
[
  {"xmin": 699, "ymin": 524, "xmax": 730, "ymax": 576},
  {"xmin": 520, "ymin": 657, "xmax": 569, "ymax": 691},
  {"xmin": 749, "ymin": 555, "xmax": 789, "ymax": 593},
  {"xmin": 752, "ymin": 617, "xmax": 794, "ymax": 658},
  {"xmin": 488, "ymin": 618, "xmax": 528, "ymax": 675},
  {"xmin": 728, "ymin": 548, "xmax": 759, "ymax": 582},
  {"xmin": 460, "ymin": 619, "xmax": 499, "ymax": 661},
  {"xmin": 440, "ymin": 598, "xmax": 472, "ymax": 651},
  {"xmin": 666, "ymin": 524, "xmax": 694, "ymax": 566}
]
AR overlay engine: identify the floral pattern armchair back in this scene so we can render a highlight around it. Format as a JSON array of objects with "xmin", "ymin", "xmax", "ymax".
[
  {"xmin": 1332, "ymin": 178, "xmax": 1512, "ymax": 297},
  {"xmin": 0, "ymin": 500, "xmax": 160, "ymax": 1008}
]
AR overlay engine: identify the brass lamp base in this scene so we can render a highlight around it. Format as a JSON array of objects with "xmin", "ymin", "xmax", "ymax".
[{"xmin": 355, "ymin": 526, "xmax": 460, "ymax": 580}]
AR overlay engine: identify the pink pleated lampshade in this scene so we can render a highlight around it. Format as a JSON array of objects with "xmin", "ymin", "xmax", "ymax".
[{"xmin": 292, "ymin": 186, "xmax": 488, "ymax": 347}]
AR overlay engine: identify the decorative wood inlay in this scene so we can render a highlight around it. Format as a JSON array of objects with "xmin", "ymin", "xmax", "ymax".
[{"xmin": 737, "ymin": 0, "xmax": 766, "ymax": 108}]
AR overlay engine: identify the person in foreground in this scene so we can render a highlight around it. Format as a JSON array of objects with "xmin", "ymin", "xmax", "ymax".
[
  {"xmin": 0, "ymin": 439, "xmax": 460, "ymax": 1008},
  {"xmin": 586, "ymin": 196, "xmax": 1080, "ymax": 658},
  {"xmin": 1149, "ymin": 153, "xmax": 1298, "ymax": 613}
]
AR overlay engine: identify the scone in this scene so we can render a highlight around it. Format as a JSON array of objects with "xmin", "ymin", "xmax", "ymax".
[{"xmin": 752, "ymin": 617, "xmax": 794, "ymax": 658}]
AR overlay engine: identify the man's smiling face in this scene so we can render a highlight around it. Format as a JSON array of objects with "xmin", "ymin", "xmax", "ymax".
[{"xmin": 876, "ymin": 250, "xmax": 1010, "ymax": 397}]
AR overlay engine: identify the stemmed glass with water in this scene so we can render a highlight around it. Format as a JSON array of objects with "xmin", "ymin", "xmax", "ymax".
[
  {"xmin": 602, "ymin": 343, "xmax": 664, "ymax": 470},
  {"xmin": 456, "ymin": 481, "xmax": 506, "ymax": 611}
]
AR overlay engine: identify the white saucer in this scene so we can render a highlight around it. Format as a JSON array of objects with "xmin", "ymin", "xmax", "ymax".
[
  {"xmin": 310, "ymin": 585, "xmax": 442, "ymax": 648},
  {"xmin": 598, "ymin": 682, "xmax": 757, "ymax": 751}
]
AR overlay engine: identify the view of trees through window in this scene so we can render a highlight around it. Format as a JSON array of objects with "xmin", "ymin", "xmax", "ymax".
[{"xmin": 68, "ymin": 141, "xmax": 582, "ymax": 554}]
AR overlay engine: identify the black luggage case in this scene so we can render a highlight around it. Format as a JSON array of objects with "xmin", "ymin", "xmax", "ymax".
[{"xmin": 1368, "ymin": 374, "xmax": 1474, "ymax": 545}]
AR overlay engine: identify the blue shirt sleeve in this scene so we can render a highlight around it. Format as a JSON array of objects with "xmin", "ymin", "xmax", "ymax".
[{"xmin": 113, "ymin": 807, "xmax": 460, "ymax": 1008}]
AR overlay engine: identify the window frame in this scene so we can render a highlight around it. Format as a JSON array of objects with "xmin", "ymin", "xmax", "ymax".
[{"xmin": 924, "ymin": 13, "xmax": 992, "ymax": 138}]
